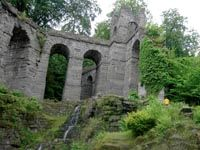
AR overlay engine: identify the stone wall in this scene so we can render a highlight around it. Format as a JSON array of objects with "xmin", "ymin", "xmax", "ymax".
[
  {"xmin": 0, "ymin": 1, "xmax": 145, "ymax": 100},
  {"xmin": 80, "ymin": 67, "xmax": 97, "ymax": 100}
]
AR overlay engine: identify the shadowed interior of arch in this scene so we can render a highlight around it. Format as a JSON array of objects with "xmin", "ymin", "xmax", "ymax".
[
  {"xmin": 44, "ymin": 44, "xmax": 69, "ymax": 101},
  {"xmin": 5, "ymin": 26, "xmax": 30, "ymax": 87},
  {"xmin": 80, "ymin": 50, "xmax": 101, "ymax": 100},
  {"xmin": 129, "ymin": 39, "xmax": 140, "ymax": 90}
]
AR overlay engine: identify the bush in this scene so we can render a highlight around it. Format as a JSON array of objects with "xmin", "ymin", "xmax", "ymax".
[
  {"xmin": 0, "ymin": 84, "xmax": 42, "ymax": 125},
  {"xmin": 123, "ymin": 110, "xmax": 156, "ymax": 136},
  {"xmin": 193, "ymin": 106, "xmax": 200, "ymax": 124},
  {"xmin": 166, "ymin": 57, "xmax": 200, "ymax": 104},
  {"xmin": 128, "ymin": 89, "xmax": 139, "ymax": 101},
  {"xmin": 122, "ymin": 96, "xmax": 185, "ymax": 136},
  {"xmin": 71, "ymin": 141, "xmax": 88, "ymax": 150},
  {"xmin": 145, "ymin": 96, "xmax": 185, "ymax": 134}
]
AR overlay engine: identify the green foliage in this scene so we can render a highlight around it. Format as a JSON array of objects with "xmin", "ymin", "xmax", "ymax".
[
  {"xmin": 36, "ymin": 31, "xmax": 46, "ymax": 50},
  {"xmin": 128, "ymin": 89, "xmax": 139, "ymax": 101},
  {"xmin": 146, "ymin": 23, "xmax": 165, "ymax": 47},
  {"xmin": 193, "ymin": 106, "xmax": 200, "ymax": 124},
  {"xmin": 0, "ymin": 91, "xmax": 41, "ymax": 126},
  {"xmin": 19, "ymin": 127, "xmax": 39, "ymax": 149},
  {"xmin": 122, "ymin": 96, "xmax": 186, "ymax": 136},
  {"xmin": 139, "ymin": 37, "xmax": 169, "ymax": 95},
  {"xmin": 94, "ymin": 21, "xmax": 111, "ymax": 40},
  {"xmin": 93, "ymin": 0, "xmax": 149, "ymax": 40},
  {"xmin": 0, "ymin": 84, "xmax": 9, "ymax": 94},
  {"xmin": 123, "ymin": 110, "xmax": 156, "ymax": 136},
  {"xmin": 162, "ymin": 9, "xmax": 200, "ymax": 56},
  {"xmin": 17, "ymin": 11, "xmax": 28, "ymax": 21},
  {"xmin": 71, "ymin": 141, "xmax": 88, "ymax": 150},
  {"xmin": 44, "ymin": 54, "xmax": 68, "ymax": 100},
  {"xmin": 0, "ymin": 84, "xmax": 42, "ymax": 148},
  {"xmin": 80, "ymin": 118, "xmax": 105, "ymax": 141},
  {"xmin": 166, "ymin": 57, "xmax": 200, "ymax": 104},
  {"xmin": 145, "ymin": 96, "xmax": 185, "ymax": 134},
  {"xmin": 83, "ymin": 58, "xmax": 96, "ymax": 68},
  {"xmin": 92, "ymin": 131, "xmax": 133, "ymax": 150},
  {"xmin": 9, "ymin": 0, "xmax": 101, "ymax": 35},
  {"xmin": 113, "ymin": 0, "xmax": 149, "ymax": 18}
]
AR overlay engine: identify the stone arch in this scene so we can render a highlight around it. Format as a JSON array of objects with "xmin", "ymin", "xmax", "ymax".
[
  {"xmin": 80, "ymin": 50, "xmax": 102, "ymax": 100},
  {"xmin": 5, "ymin": 25, "xmax": 30, "ymax": 87},
  {"xmin": 50, "ymin": 44, "xmax": 69, "ymax": 59},
  {"xmin": 130, "ymin": 39, "xmax": 140, "ymax": 90},
  {"xmin": 44, "ymin": 44, "xmax": 70, "ymax": 100},
  {"xmin": 132, "ymin": 39, "xmax": 140, "ymax": 59}
]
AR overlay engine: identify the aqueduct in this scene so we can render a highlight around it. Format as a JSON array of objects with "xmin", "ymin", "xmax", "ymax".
[{"xmin": 0, "ymin": 1, "xmax": 145, "ymax": 100}]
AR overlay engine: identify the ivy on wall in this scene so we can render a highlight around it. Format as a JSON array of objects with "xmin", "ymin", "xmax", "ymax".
[{"xmin": 139, "ymin": 37, "xmax": 169, "ymax": 95}]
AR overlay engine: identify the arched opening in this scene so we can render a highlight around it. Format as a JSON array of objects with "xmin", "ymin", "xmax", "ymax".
[
  {"xmin": 44, "ymin": 44, "xmax": 69, "ymax": 101},
  {"xmin": 80, "ymin": 50, "xmax": 102, "ymax": 100},
  {"xmin": 6, "ymin": 26, "xmax": 30, "ymax": 86},
  {"xmin": 132, "ymin": 40, "xmax": 140, "ymax": 59},
  {"xmin": 130, "ymin": 40, "xmax": 140, "ymax": 90}
]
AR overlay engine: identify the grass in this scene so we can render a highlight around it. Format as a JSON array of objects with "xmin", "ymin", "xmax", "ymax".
[{"xmin": 92, "ymin": 131, "xmax": 133, "ymax": 150}]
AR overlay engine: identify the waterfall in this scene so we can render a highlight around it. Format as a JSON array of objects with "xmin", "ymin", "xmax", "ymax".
[
  {"xmin": 63, "ymin": 105, "xmax": 80, "ymax": 142},
  {"xmin": 37, "ymin": 144, "xmax": 42, "ymax": 150}
]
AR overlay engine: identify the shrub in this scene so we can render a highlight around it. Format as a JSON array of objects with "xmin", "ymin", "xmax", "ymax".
[
  {"xmin": 71, "ymin": 141, "xmax": 88, "ymax": 150},
  {"xmin": 123, "ymin": 110, "xmax": 156, "ymax": 136},
  {"xmin": 128, "ymin": 89, "xmax": 139, "ymax": 101},
  {"xmin": 145, "ymin": 96, "xmax": 185, "ymax": 134},
  {"xmin": 0, "ymin": 84, "xmax": 9, "ymax": 94},
  {"xmin": 193, "ymin": 106, "xmax": 200, "ymax": 124}
]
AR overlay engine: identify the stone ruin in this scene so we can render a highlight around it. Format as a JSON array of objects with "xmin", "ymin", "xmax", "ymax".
[{"xmin": 0, "ymin": 1, "xmax": 146, "ymax": 100}]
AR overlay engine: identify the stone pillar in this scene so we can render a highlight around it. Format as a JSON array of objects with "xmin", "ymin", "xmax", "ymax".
[
  {"xmin": 62, "ymin": 56, "xmax": 83, "ymax": 100},
  {"xmin": 95, "ymin": 62, "xmax": 109, "ymax": 96},
  {"xmin": 107, "ymin": 43, "xmax": 127, "ymax": 96}
]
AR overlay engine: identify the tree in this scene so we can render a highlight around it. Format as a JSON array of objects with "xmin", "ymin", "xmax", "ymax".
[
  {"xmin": 162, "ymin": 9, "xmax": 200, "ymax": 57},
  {"xmin": 8, "ymin": 0, "xmax": 101, "ymax": 35},
  {"xmin": 94, "ymin": 21, "xmax": 110, "ymax": 40},
  {"xmin": 112, "ymin": 0, "xmax": 149, "ymax": 17},
  {"xmin": 183, "ymin": 30, "xmax": 200, "ymax": 56},
  {"xmin": 44, "ymin": 54, "xmax": 68, "ymax": 100}
]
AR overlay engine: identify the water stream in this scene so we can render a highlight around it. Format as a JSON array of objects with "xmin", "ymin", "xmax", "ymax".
[
  {"xmin": 37, "ymin": 144, "xmax": 42, "ymax": 150},
  {"xmin": 37, "ymin": 105, "xmax": 81, "ymax": 149},
  {"xmin": 63, "ymin": 105, "xmax": 80, "ymax": 142}
]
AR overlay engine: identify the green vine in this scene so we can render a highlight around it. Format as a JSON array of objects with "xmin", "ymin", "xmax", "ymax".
[
  {"xmin": 139, "ymin": 37, "xmax": 169, "ymax": 95},
  {"xmin": 17, "ymin": 11, "xmax": 29, "ymax": 22},
  {"xmin": 36, "ymin": 30, "xmax": 46, "ymax": 51}
]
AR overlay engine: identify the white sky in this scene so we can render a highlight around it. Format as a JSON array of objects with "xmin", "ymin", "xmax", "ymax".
[{"xmin": 92, "ymin": 0, "xmax": 200, "ymax": 35}]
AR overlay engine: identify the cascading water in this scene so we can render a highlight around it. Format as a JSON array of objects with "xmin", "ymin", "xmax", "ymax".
[
  {"xmin": 63, "ymin": 105, "xmax": 80, "ymax": 142},
  {"xmin": 36, "ymin": 105, "xmax": 81, "ymax": 149},
  {"xmin": 37, "ymin": 144, "xmax": 42, "ymax": 150}
]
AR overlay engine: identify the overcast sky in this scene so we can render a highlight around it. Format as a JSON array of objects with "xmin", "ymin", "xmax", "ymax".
[{"xmin": 92, "ymin": 0, "xmax": 200, "ymax": 35}]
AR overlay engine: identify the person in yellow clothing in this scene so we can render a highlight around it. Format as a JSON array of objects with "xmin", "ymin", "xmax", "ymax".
[{"xmin": 163, "ymin": 98, "xmax": 170, "ymax": 105}]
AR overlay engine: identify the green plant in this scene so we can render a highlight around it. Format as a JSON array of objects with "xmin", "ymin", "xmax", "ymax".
[
  {"xmin": 123, "ymin": 110, "xmax": 156, "ymax": 136},
  {"xmin": 139, "ymin": 37, "xmax": 169, "ymax": 95},
  {"xmin": 0, "ymin": 84, "xmax": 9, "ymax": 94},
  {"xmin": 128, "ymin": 89, "xmax": 139, "ymax": 101},
  {"xmin": 17, "ymin": 11, "xmax": 28, "ymax": 21},
  {"xmin": 193, "ymin": 106, "xmax": 200, "ymax": 124},
  {"xmin": 11, "ymin": 90, "xmax": 24, "ymax": 97},
  {"xmin": 144, "ymin": 96, "xmax": 185, "ymax": 135},
  {"xmin": 44, "ymin": 54, "xmax": 68, "ymax": 100},
  {"xmin": 37, "ymin": 31, "xmax": 46, "ymax": 50},
  {"xmin": 71, "ymin": 141, "xmax": 88, "ymax": 150}
]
